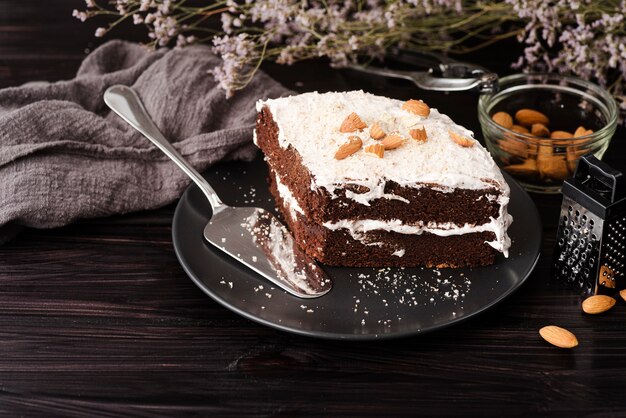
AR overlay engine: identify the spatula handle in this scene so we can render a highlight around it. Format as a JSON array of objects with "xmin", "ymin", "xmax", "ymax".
[{"xmin": 104, "ymin": 85, "xmax": 225, "ymax": 212}]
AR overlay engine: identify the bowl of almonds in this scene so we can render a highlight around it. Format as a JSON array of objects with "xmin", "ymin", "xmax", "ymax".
[{"xmin": 478, "ymin": 73, "xmax": 618, "ymax": 193}]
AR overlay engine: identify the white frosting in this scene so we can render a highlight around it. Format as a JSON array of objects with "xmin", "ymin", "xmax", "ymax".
[
  {"xmin": 274, "ymin": 172, "xmax": 304, "ymax": 220},
  {"xmin": 323, "ymin": 213, "xmax": 512, "ymax": 257},
  {"xmin": 258, "ymin": 90, "xmax": 512, "ymax": 256},
  {"xmin": 256, "ymin": 90, "xmax": 509, "ymax": 199}
]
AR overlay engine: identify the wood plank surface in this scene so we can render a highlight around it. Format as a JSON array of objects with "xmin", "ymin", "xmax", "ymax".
[{"xmin": 1, "ymin": 1, "xmax": 626, "ymax": 416}]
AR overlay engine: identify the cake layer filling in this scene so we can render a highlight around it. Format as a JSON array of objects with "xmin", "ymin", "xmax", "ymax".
[{"xmin": 274, "ymin": 171, "xmax": 512, "ymax": 257}]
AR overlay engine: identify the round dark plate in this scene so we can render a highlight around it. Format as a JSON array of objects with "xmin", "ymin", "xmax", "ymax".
[{"xmin": 172, "ymin": 157, "xmax": 541, "ymax": 340}]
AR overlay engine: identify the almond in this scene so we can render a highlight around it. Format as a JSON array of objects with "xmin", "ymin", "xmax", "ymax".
[
  {"xmin": 364, "ymin": 143, "xmax": 385, "ymax": 158},
  {"xmin": 551, "ymin": 130, "xmax": 573, "ymax": 140},
  {"xmin": 339, "ymin": 112, "xmax": 367, "ymax": 133},
  {"xmin": 409, "ymin": 127, "xmax": 428, "ymax": 142},
  {"xmin": 531, "ymin": 123, "xmax": 550, "ymax": 137},
  {"xmin": 574, "ymin": 126, "xmax": 594, "ymax": 138},
  {"xmin": 620, "ymin": 289, "xmax": 626, "ymax": 302},
  {"xmin": 511, "ymin": 124, "xmax": 530, "ymax": 134},
  {"xmin": 492, "ymin": 111, "xmax": 514, "ymax": 129},
  {"xmin": 449, "ymin": 130, "xmax": 475, "ymax": 147},
  {"xmin": 567, "ymin": 146, "xmax": 588, "ymax": 173},
  {"xmin": 381, "ymin": 133, "xmax": 405, "ymax": 150},
  {"xmin": 539, "ymin": 325, "xmax": 578, "ymax": 349},
  {"xmin": 334, "ymin": 136, "xmax": 362, "ymax": 160},
  {"xmin": 515, "ymin": 109, "xmax": 549, "ymax": 127},
  {"xmin": 369, "ymin": 122, "xmax": 385, "ymax": 140},
  {"xmin": 497, "ymin": 137, "xmax": 529, "ymax": 159},
  {"xmin": 535, "ymin": 140, "xmax": 569, "ymax": 179},
  {"xmin": 540, "ymin": 155, "xmax": 569, "ymax": 180},
  {"xmin": 504, "ymin": 159, "xmax": 538, "ymax": 177},
  {"xmin": 582, "ymin": 295, "xmax": 616, "ymax": 314},
  {"xmin": 402, "ymin": 99, "xmax": 430, "ymax": 117}
]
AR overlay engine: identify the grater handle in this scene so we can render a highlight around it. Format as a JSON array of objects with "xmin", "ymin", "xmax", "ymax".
[{"xmin": 575, "ymin": 154, "xmax": 625, "ymax": 203}]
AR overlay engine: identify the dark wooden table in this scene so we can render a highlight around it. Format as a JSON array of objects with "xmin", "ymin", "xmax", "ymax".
[{"xmin": 2, "ymin": 2, "xmax": 626, "ymax": 416}]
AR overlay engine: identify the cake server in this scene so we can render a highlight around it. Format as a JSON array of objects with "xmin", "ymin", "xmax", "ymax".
[{"xmin": 104, "ymin": 85, "xmax": 332, "ymax": 299}]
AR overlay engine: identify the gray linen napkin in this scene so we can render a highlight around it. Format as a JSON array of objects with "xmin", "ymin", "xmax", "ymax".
[{"xmin": 0, "ymin": 40, "xmax": 289, "ymax": 243}]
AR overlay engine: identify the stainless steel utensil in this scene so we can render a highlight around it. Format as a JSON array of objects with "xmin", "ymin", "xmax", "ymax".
[
  {"xmin": 552, "ymin": 154, "xmax": 626, "ymax": 295},
  {"xmin": 104, "ymin": 85, "xmax": 332, "ymax": 298},
  {"xmin": 349, "ymin": 50, "xmax": 499, "ymax": 94}
]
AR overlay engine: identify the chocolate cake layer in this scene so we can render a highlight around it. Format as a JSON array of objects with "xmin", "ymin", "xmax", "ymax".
[
  {"xmin": 256, "ymin": 105, "xmax": 502, "ymax": 225},
  {"xmin": 268, "ymin": 171, "xmax": 496, "ymax": 268}
]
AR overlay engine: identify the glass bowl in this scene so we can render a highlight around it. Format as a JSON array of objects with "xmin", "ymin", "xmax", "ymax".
[{"xmin": 478, "ymin": 73, "xmax": 618, "ymax": 194}]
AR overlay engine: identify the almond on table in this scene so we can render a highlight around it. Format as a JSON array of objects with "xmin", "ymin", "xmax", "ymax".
[
  {"xmin": 339, "ymin": 112, "xmax": 367, "ymax": 133},
  {"xmin": 582, "ymin": 295, "xmax": 616, "ymax": 314},
  {"xmin": 334, "ymin": 136, "xmax": 362, "ymax": 160},
  {"xmin": 539, "ymin": 325, "xmax": 578, "ymax": 349}
]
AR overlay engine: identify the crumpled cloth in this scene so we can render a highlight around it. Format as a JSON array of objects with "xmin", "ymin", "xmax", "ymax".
[{"xmin": 0, "ymin": 40, "xmax": 289, "ymax": 243}]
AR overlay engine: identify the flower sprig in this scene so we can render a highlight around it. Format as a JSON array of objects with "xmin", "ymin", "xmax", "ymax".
[{"xmin": 75, "ymin": 0, "xmax": 626, "ymax": 117}]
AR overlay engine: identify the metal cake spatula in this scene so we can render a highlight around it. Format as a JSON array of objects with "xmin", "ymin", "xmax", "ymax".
[{"xmin": 104, "ymin": 85, "xmax": 332, "ymax": 298}]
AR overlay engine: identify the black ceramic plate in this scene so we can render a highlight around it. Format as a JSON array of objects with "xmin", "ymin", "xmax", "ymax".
[{"xmin": 172, "ymin": 157, "xmax": 541, "ymax": 340}]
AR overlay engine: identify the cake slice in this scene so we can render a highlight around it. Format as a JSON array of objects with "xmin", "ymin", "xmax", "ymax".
[{"xmin": 254, "ymin": 91, "xmax": 512, "ymax": 268}]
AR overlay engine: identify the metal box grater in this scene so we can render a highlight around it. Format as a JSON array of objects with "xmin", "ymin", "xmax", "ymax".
[{"xmin": 552, "ymin": 154, "xmax": 626, "ymax": 295}]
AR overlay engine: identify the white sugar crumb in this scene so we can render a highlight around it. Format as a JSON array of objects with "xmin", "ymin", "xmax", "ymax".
[
  {"xmin": 347, "ymin": 266, "xmax": 473, "ymax": 328},
  {"xmin": 252, "ymin": 256, "xmax": 258, "ymax": 262},
  {"xmin": 265, "ymin": 293, "xmax": 272, "ymax": 299},
  {"xmin": 228, "ymin": 282, "xmax": 233, "ymax": 289}
]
